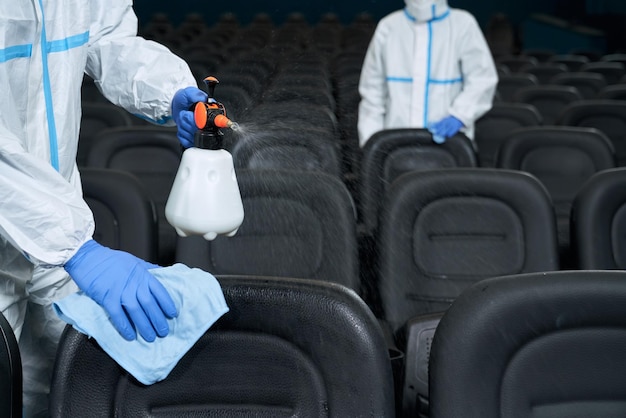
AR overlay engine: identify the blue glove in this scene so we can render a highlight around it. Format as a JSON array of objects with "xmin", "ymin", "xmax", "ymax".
[
  {"xmin": 172, "ymin": 87, "xmax": 208, "ymax": 148},
  {"xmin": 64, "ymin": 240, "xmax": 178, "ymax": 342},
  {"xmin": 428, "ymin": 116, "xmax": 464, "ymax": 144}
]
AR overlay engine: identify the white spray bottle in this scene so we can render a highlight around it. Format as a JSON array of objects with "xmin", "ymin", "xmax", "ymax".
[{"xmin": 165, "ymin": 76, "xmax": 244, "ymax": 241}]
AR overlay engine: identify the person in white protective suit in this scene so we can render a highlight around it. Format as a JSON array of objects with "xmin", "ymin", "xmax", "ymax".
[
  {"xmin": 357, "ymin": 0, "xmax": 498, "ymax": 146},
  {"xmin": 0, "ymin": 1, "xmax": 208, "ymax": 416}
]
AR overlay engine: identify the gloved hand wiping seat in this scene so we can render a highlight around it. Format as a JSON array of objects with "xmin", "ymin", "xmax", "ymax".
[
  {"xmin": 55, "ymin": 263, "xmax": 228, "ymax": 385},
  {"xmin": 428, "ymin": 115, "xmax": 464, "ymax": 144},
  {"xmin": 63, "ymin": 239, "xmax": 178, "ymax": 342},
  {"xmin": 172, "ymin": 86, "xmax": 208, "ymax": 148}
]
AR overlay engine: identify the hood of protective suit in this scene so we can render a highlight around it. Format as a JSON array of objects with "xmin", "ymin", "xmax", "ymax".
[{"xmin": 404, "ymin": 0, "xmax": 450, "ymax": 22}]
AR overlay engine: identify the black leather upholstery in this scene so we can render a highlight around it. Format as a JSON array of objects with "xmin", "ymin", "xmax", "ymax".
[
  {"xmin": 474, "ymin": 102, "xmax": 542, "ymax": 168},
  {"xmin": 518, "ymin": 62, "xmax": 567, "ymax": 84},
  {"xmin": 50, "ymin": 276, "xmax": 396, "ymax": 417},
  {"xmin": 78, "ymin": 102, "xmax": 133, "ymax": 167},
  {"xmin": 0, "ymin": 310, "xmax": 21, "ymax": 418},
  {"xmin": 400, "ymin": 313, "xmax": 443, "ymax": 418},
  {"xmin": 496, "ymin": 73, "xmax": 539, "ymax": 102},
  {"xmin": 84, "ymin": 126, "xmax": 183, "ymax": 265},
  {"xmin": 571, "ymin": 167, "xmax": 626, "ymax": 269},
  {"xmin": 495, "ymin": 126, "xmax": 616, "ymax": 266},
  {"xmin": 580, "ymin": 61, "xmax": 626, "ymax": 85},
  {"xmin": 81, "ymin": 168, "xmax": 159, "ymax": 263},
  {"xmin": 230, "ymin": 127, "xmax": 342, "ymax": 177},
  {"xmin": 377, "ymin": 168, "xmax": 559, "ymax": 333},
  {"xmin": 430, "ymin": 270, "xmax": 626, "ymax": 418},
  {"xmin": 557, "ymin": 100, "xmax": 626, "ymax": 166},
  {"xmin": 512, "ymin": 85, "xmax": 582, "ymax": 125},
  {"xmin": 549, "ymin": 71, "xmax": 606, "ymax": 99},
  {"xmin": 175, "ymin": 170, "xmax": 360, "ymax": 291},
  {"xmin": 359, "ymin": 129, "xmax": 477, "ymax": 235}
]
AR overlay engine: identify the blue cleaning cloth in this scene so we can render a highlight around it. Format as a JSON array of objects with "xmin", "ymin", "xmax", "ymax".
[{"xmin": 53, "ymin": 263, "xmax": 229, "ymax": 385}]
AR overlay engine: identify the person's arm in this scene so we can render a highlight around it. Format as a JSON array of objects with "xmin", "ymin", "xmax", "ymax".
[
  {"xmin": 84, "ymin": 0, "xmax": 198, "ymax": 126},
  {"xmin": 0, "ymin": 125, "xmax": 94, "ymax": 266},
  {"xmin": 0, "ymin": 127, "xmax": 178, "ymax": 342},
  {"xmin": 358, "ymin": 24, "xmax": 389, "ymax": 147},
  {"xmin": 448, "ymin": 12, "xmax": 499, "ymax": 126}
]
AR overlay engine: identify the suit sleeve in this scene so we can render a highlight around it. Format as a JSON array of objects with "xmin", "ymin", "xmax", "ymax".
[
  {"xmin": 0, "ymin": 126, "xmax": 94, "ymax": 266},
  {"xmin": 85, "ymin": 0, "xmax": 198, "ymax": 125}
]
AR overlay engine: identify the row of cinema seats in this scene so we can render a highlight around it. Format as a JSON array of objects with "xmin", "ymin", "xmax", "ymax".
[
  {"xmin": 77, "ymin": 149, "xmax": 626, "ymax": 416},
  {"xmin": 77, "ymin": 122, "xmax": 619, "ymax": 272},
  {"xmin": 491, "ymin": 53, "xmax": 626, "ymax": 172},
  {"xmin": 5, "ymin": 269, "xmax": 626, "ymax": 416}
]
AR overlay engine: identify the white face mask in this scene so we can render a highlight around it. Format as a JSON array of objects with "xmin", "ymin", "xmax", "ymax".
[{"xmin": 404, "ymin": 0, "xmax": 449, "ymax": 22}]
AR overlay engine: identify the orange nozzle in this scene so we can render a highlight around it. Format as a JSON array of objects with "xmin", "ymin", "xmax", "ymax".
[
  {"xmin": 213, "ymin": 114, "xmax": 232, "ymax": 129},
  {"xmin": 194, "ymin": 102, "xmax": 208, "ymax": 129}
]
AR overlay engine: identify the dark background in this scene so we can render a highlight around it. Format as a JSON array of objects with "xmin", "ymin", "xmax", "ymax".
[{"xmin": 134, "ymin": 0, "xmax": 626, "ymax": 53}]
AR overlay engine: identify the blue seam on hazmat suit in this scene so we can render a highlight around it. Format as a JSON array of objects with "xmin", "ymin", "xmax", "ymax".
[
  {"xmin": 38, "ymin": 0, "xmax": 60, "ymax": 171},
  {"xmin": 0, "ymin": 45, "xmax": 33, "ymax": 63},
  {"xmin": 430, "ymin": 78, "xmax": 463, "ymax": 84},
  {"xmin": 47, "ymin": 32, "xmax": 89, "ymax": 53},
  {"xmin": 400, "ymin": 5, "xmax": 457, "ymax": 125},
  {"xmin": 423, "ymin": 6, "xmax": 435, "ymax": 126},
  {"xmin": 386, "ymin": 77, "xmax": 412, "ymax": 82},
  {"xmin": 37, "ymin": 1, "xmax": 91, "ymax": 171}
]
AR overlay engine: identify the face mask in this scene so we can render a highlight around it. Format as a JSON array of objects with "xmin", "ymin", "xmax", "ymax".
[{"xmin": 404, "ymin": 0, "xmax": 449, "ymax": 22}]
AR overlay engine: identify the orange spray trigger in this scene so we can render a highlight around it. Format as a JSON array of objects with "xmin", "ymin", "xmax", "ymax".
[
  {"xmin": 213, "ymin": 114, "xmax": 232, "ymax": 129},
  {"xmin": 194, "ymin": 102, "xmax": 208, "ymax": 129}
]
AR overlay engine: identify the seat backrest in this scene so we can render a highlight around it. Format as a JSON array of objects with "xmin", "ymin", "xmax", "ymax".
[
  {"xmin": 496, "ymin": 73, "xmax": 539, "ymax": 101},
  {"xmin": 580, "ymin": 61, "xmax": 626, "ymax": 85},
  {"xmin": 377, "ymin": 168, "xmax": 559, "ymax": 332},
  {"xmin": 495, "ymin": 126, "xmax": 616, "ymax": 265},
  {"xmin": 175, "ymin": 169, "xmax": 360, "ymax": 291},
  {"xmin": 519, "ymin": 62, "xmax": 567, "ymax": 84},
  {"xmin": 243, "ymin": 102, "xmax": 339, "ymax": 141},
  {"xmin": 496, "ymin": 55, "xmax": 538, "ymax": 73},
  {"xmin": 512, "ymin": 85, "xmax": 582, "ymax": 125},
  {"xmin": 358, "ymin": 129, "xmax": 477, "ymax": 235},
  {"xmin": 547, "ymin": 54, "xmax": 590, "ymax": 72},
  {"xmin": 0, "ymin": 311, "xmax": 21, "ymax": 418},
  {"xmin": 84, "ymin": 126, "xmax": 182, "ymax": 265},
  {"xmin": 429, "ymin": 270, "xmax": 626, "ymax": 418},
  {"xmin": 474, "ymin": 102, "xmax": 542, "ymax": 167},
  {"xmin": 521, "ymin": 48, "xmax": 555, "ymax": 63},
  {"xmin": 596, "ymin": 84, "xmax": 626, "ymax": 101},
  {"xmin": 571, "ymin": 167, "xmax": 626, "ymax": 269},
  {"xmin": 601, "ymin": 53, "xmax": 626, "ymax": 67},
  {"xmin": 78, "ymin": 103, "xmax": 133, "ymax": 167},
  {"xmin": 549, "ymin": 71, "xmax": 607, "ymax": 99},
  {"xmin": 230, "ymin": 127, "xmax": 342, "ymax": 177},
  {"xmin": 80, "ymin": 168, "xmax": 159, "ymax": 263},
  {"xmin": 50, "ymin": 276, "xmax": 395, "ymax": 417},
  {"xmin": 556, "ymin": 100, "xmax": 626, "ymax": 166},
  {"xmin": 211, "ymin": 73, "xmax": 263, "ymax": 101},
  {"xmin": 213, "ymin": 84, "xmax": 254, "ymax": 121},
  {"xmin": 261, "ymin": 85, "xmax": 336, "ymax": 112}
]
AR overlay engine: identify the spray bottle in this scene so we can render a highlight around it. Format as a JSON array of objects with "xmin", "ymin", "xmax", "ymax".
[{"xmin": 165, "ymin": 76, "xmax": 244, "ymax": 241}]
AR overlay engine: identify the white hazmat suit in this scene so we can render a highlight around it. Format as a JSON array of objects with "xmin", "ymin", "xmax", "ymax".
[
  {"xmin": 0, "ymin": 1, "xmax": 196, "ymax": 415},
  {"xmin": 358, "ymin": 0, "xmax": 498, "ymax": 146}
]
